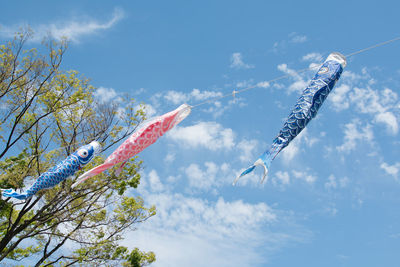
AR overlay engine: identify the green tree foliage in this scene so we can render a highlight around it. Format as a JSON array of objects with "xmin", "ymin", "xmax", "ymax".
[{"xmin": 0, "ymin": 31, "xmax": 156, "ymax": 266}]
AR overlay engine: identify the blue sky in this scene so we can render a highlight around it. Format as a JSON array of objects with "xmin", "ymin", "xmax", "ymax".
[{"xmin": 1, "ymin": 1, "xmax": 400, "ymax": 266}]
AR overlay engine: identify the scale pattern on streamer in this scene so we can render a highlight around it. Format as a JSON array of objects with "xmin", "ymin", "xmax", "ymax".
[
  {"xmin": 105, "ymin": 115, "xmax": 176, "ymax": 165},
  {"xmin": 274, "ymin": 59, "xmax": 344, "ymax": 149},
  {"xmin": 72, "ymin": 104, "xmax": 191, "ymax": 187},
  {"xmin": 2, "ymin": 142, "xmax": 99, "ymax": 200}
]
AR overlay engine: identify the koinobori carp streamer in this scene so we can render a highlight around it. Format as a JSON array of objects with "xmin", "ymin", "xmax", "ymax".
[
  {"xmin": 72, "ymin": 104, "xmax": 191, "ymax": 187},
  {"xmin": 2, "ymin": 141, "xmax": 101, "ymax": 200},
  {"xmin": 234, "ymin": 52, "xmax": 347, "ymax": 185}
]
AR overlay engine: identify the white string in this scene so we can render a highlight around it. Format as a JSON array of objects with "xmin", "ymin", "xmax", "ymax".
[
  {"xmin": 190, "ymin": 66, "xmax": 315, "ymax": 109},
  {"xmin": 2, "ymin": 36, "xmax": 399, "ymax": 164},
  {"xmin": 344, "ymin": 36, "xmax": 400, "ymax": 57},
  {"xmin": 191, "ymin": 36, "xmax": 400, "ymax": 110}
]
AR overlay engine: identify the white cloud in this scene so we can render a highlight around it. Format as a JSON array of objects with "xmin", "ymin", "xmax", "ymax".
[
  {"xmin": 185, "ymin": 162, "xmax": 230, "ymax": 192},
  {"xmin": 380, "ymin": 162, "xmax": 400, "ymax": 179},
  {"xmin": 122, "ymin": 193, "xmax": 304, "ymax": 267},
  {"xmin": 305, "ymin": 135, "xmax": 319, "ymax": 147},
  {"xmin": 190, "ymin": 88, "xmax": 222, "ymax": 101},
  {"xmin": 143, "ymin": 104, "xmax": 157, "ymax": 117},
  {"xmin": 236, "ymin": 79, "xmax": 255, "ymax": 88},
  {"xmin": 329, "ymin": 84, "xmax": 351, "ymax": 111},
  {"xmin": 167, "ymin": 122, "xmax": 235, "ymax": 151},
  {"xmin": 336, "ymin": 119, "xmax": 374, "ymax": 152},
  {"xmin": 93, "ymin": 86, "xmax": 128, "ymax": 119},
  {"xmin": 230, "ymin": 52, "xmax": 254, "ymax": 69},
  {"xmin": 277, "ymin": 64, "xmax": 308, "ymax": 94},
  {"xmin": 277, "ymin": 64, "xmax": 302, "ymax": 80},
  {"xmin": 94, "ymin": 87, "xmax": 117, "ymax": 102},
  {"xmin": 148, "ymin": 170, "xmax": 165, "ymax": 192},
  {"xmin": 289, "ymin": 33, "xmax": 307, "ymax": 43},
  {"xmin": 280, "ymin": 139, "xmax": 300, "ymax": 162},
  {"xmin": 325, "ymin": 175, "xmax": 349, "ymax": 189},
  {"xmin": 237, "ymin": 139, "xmax": 259, "ymax": 163},
  {"xmin": 157, "ymin": 88, "xmax": 241, "ymax": 118},
  {"xmin": 164, "ymin": 88, "xmax": 223, "ymax": 105},
  {"xmin": 271, "ymin": 169, "xmax": 317, "ymax": 187},
  {"xmin": 164, "ymin": 152, "xmax": 176, "ymax": 164},
  {"xmin": 133, "ymin": 87, "xmax": 147, "ymax": 95},
  {"xmin": 302, "ymin": 53, "xmax": 323, "ymax": 62},
  {"xmin": 164, "ymin": 91, "xmax": 189, "ymax": 105},
  {"xmin": 329, "ymin": 69, "xmax": 399, "ymax": 135},
  {"xmin": 324, "ymin": 203, "xmax": 338, "ymax": 216},
  {"xmin": 274, "ymin": 171, "xmax": 290, "ymax": 185},
  {"xmin": 341, "ymin": 70, "xmax": 365, "ymax": 83},
  {"xmin": 272, "ymin": 33, "xmax": 307, "ymax": 53},
  {"xmin": 325, "ymin": 175, "xmax": 337, "ymax": 189},
  {"xmin": 202, "ymin": 99, "xmax": 244, "ymax": 118},
  {"xmin": 351, "ymin": 87, "xmax": 395, "ymax": 114},
  {"xmin": 280, "ymin": 129, "xmax": 315, "ymax": 162},
  {"xmin": 301, "ymin": 53, "xmax": 324, "ymax": 70},
  {"xmin": 0, "ymin": 7, "xmax": 125, "ymax": 43},
  {"xmin": 375, "ymin": 111, "xmax": 398, "ymax": 135},
  {"xmin": 202, "ymin": 101, "xmax": 224, "ymax": 117},
  {"xmin": 292, "ymin": 170, "xmax": 317, "ymax": 184},
  {"xmin": 288, "ymin": 80, "xmax": 308, "ymax": 94},
  {"xmin": 257, "ymin": 81, "xmax": 271, "ymax": 88}
]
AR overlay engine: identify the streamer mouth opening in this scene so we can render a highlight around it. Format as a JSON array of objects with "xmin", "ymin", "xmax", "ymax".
[
  {"xmin": 173, "ymin": 104, "xmax": 192, "ymax": 126},
  {"xmin": 326, "ymin": 52, "xmax": 347, "ymax": 68},
  {"xmin": 90, "ymin": 141, "xmax": 102, "ymax": 156}
]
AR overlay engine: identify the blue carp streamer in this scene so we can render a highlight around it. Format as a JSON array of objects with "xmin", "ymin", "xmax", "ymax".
[
  {"xmin": 2, "ymin": 141, "xmax": 102, "ymax": 200},
  {"xmin": 234, "ymin": 52, "xmax": 347, "ymax": 185}
]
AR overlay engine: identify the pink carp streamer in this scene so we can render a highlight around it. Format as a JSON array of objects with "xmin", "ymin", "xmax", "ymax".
[{"xmin": 72, "ymin": 104, "xmax": 191, "ymax": 187}]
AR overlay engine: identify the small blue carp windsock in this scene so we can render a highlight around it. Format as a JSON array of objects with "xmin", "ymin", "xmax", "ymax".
[
  {"xmin": 2, "ymin": 141, "xmax": 102, "ymax": 200},
  {"xmin": 234, "ymin": 52, "xmax": 347, "ymax": 185}
]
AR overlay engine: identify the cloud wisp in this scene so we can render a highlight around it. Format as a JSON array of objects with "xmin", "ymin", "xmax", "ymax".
[
  {"xmin": 230, "ymin": 52, "xmax": 254, "ymax": 69},
  {"xmin": 167, "ymin": 121, "xmax": 235, "ymax": 151},
  {"xmin": 272, "ymin": 32, "xmax": 308, "ymax": 53},
  {"xmin": 124, "ymin": 194, "xmax": 278, "ymax": 267},
  {"xmin": 271, "ymin": 169, "xmax": 317, "ymax": 187},
  {"xmin": 380, "ymin": 161, "xmax": 400, "ymax": 180},
  {"xmin": 276, "ymin": 63, "xmax": 309, "ymax": 94},
  {"xmin": 0, "ymin": 7, "xmax": 125, "ymax": 43},
  {"xmin": 336, "ymin": 119, "xmax": 374, "ymax": 153},
  {"xmin": 164, "ymin": 88, "xmax": 223, "ymax": 105},
  {"xmin": 329, "ymin": 69, "xmax": 400, "ymax": 135},
  {"xmin": 123, "ymin": 170, "xmax": 309, "ymax": 267},
  {"xmin": 289, "ymin": 32, "xmax": 307, "ymax": 44}
]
